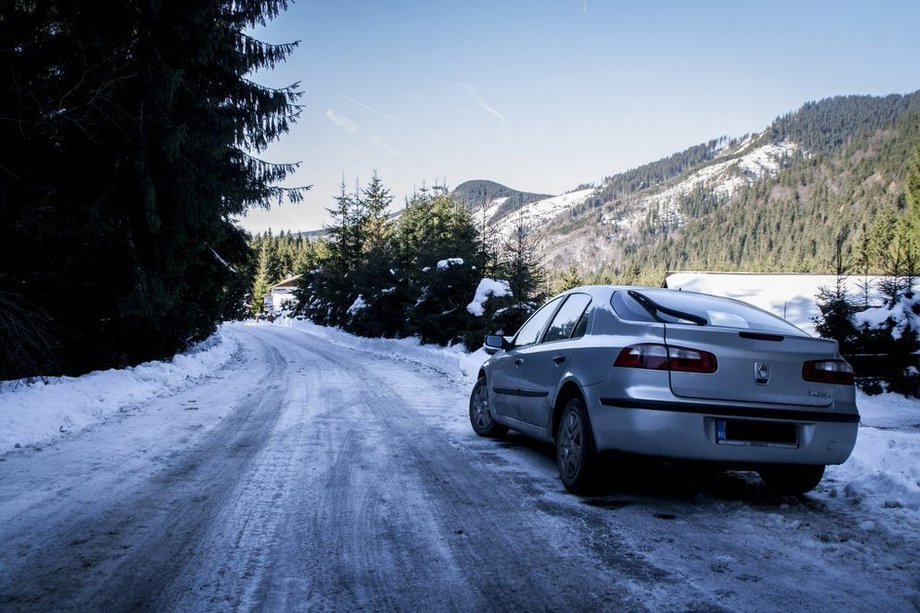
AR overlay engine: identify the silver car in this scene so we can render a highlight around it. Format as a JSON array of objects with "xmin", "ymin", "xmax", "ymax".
[{"xmin": 469, "ymin": 286, "xmax": 859, "ymax": 495}]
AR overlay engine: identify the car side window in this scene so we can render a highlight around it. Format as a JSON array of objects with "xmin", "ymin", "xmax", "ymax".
[
  {"xmin": 514, "ymin": 297, "xmax": 562, "ymax": 347},
  {"xmin": 571, "ymin": 308, "xmax": 589, "ymax": 339},
  {"xmin": 543, "ymin": 294, "xmax": 591, "ymax": 343}
]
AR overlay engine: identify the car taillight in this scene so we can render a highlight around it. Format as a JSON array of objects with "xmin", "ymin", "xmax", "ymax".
[
  {"xmin": 803, "ymin": 360, "xmax": 854, "ymax": 385},
  {"xmin": 614, "ymin": 343, "xmax": 717, "ymax": 374},
  {"xmin": 614, "ymin": 344, "xmax": 669, "ymax": 370}
]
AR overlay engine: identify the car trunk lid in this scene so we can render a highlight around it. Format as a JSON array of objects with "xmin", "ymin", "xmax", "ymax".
[{"xmin": 664, "ymin": 325, "xmax": 838, "ymax": 407}]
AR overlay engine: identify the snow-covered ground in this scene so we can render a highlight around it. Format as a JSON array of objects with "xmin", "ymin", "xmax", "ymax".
[
  {"xmin": 0, "ymin": 332, "xmax": 239, "ymax": 452},
  {"xmin": 1, "ymin": 318, "xmax": 918, "ymax": 609},
  {"xmin": 2, "ymin": 317, "xmax": 917, "ymax": 536}
]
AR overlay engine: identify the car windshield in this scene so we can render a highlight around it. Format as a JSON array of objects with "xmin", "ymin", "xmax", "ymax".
[{"xmin": 611, "ymin": 289, "xmax": 806, "ymax": 335}]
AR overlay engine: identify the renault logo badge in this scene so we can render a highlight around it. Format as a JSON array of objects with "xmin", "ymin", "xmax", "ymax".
[{"xmin": 754, "ymin": 362, "xmax": 770, "ymax": 385}]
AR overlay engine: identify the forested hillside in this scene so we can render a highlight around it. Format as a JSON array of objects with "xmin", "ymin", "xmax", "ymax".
[
  {"xmin": 619, "ymin": 94, "xmax": 920, "ymax": 276},
  {"xmin": 524, "ymin": 92, "xmax": 920, "ymax": 284},
  {"xmin": 768, "ymin": 94, "xmax": 920, "ymax": 154}
]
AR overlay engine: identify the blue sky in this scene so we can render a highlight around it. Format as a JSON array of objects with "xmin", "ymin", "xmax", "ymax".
[{"xmin": 238, "ymin": 0, "xmax": 920, "ymax": 233}]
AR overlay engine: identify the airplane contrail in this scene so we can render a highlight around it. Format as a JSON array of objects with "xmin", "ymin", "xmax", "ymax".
[
  {"xmin": 458, "ymin": 84, "xmax": 506, "ymax": 123},
  {"xmin": 339, "ymin": 94, "xmax": 409, "ymax": 128}
]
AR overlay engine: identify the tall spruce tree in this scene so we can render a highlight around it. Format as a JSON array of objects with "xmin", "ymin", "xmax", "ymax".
[
  {"xmin": 251, "ymin": 243, "xmax": 272, "ymax": 317},
  {"xmin": 395, "ymin": 187, "xmax": 480, "ymax": 278},
  {"xmin": 0, "ymin": 1, "xmax": 304, "ymax": 378},
  {"xmin": 500, "ymin": 211, "xmax": 546, "ymax": 306},
  {"xmin": 901, "ymin": 146, "xmax": 920, "ymax": 294}
]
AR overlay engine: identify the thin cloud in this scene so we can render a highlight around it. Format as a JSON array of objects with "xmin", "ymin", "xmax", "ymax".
[
  {"xmin": 370, "ymin": 135, "xmax": 399, "ymax": 158},
  {"xmin": 340, "ymin": 94, "xmax": 409, "ymax": 128},
  {"xmin": 325, "ymin": 109, "xmax": 358, "ymax": 133},
  {"xmin": 458, "ymin": 83, "xmax": 506, "ymax": 123},
  {"xmin": 584, "ymin": 0, "xmax": 588, "ymax": 12}
]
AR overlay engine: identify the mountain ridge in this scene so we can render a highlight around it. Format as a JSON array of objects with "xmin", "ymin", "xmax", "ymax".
[
  {"xmin": 468, "ymin": 91, "xmax": 920, "ymax": 280},
  {"xmin": 450, "ymin": 180, "xmax": 553, "ymax": 223}
]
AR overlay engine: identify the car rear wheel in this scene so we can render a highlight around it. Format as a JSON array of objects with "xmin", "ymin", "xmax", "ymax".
[
  {"xmin": 556, "ymin": 397, "xmax": 597, "ymax": 495},
  {"xmin": 759, "ymin": 464, "xmax": 825, "ymax": 495},
  {"xmin": 469, "ymin": 377, "xmax": 507, "ymax": 438}
]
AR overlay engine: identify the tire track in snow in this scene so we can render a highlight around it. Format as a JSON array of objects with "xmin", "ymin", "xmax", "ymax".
[
  {"xmin": 224, "ymin": 325, "xmax": 655, "ymax": 611},
  {"xmin": 0, "ymin": 327, "xmax": 287, "ymax": 609}
]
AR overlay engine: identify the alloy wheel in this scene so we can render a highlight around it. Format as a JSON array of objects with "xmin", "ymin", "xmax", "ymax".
[
  {"xmin": 558, "ymin": 409, "xmax": 584, "ymax": 480},
  {"xmin": 471, "ymin": 382, "xmax": 491, "ymax": 430}
]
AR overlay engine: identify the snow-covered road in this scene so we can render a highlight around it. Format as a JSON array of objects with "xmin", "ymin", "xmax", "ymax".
[{"xmin": 1, "ymin": 323, "xmax": 918, "ymax": 610}]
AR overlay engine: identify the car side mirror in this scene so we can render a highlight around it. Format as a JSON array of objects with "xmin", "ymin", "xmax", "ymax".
[{"xmin": 483, "ymin": 334, "xmax": 509, "ymax": 355}]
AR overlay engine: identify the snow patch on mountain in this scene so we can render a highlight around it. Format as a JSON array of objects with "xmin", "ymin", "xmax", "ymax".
[
  {"xmin": 472, "ymin": 188, "xmax": 596, "ymax": 238},
  {"xmin": 600, "ymin": 140, "xmax": 798, "ymax": 233}
]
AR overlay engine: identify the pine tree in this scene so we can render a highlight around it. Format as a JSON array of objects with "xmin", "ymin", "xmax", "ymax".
[
  {"xmin": 362, "ymin": 172, "xmax": 393, "ymax": 222},
  {"xmin": 475, "ymin": 197, "xmax": 500, "ymax": 276},
  {"xmin": 251, "ymin": 244, "xmax": 272, "ymax": 317},
  {"xmin": 294, "ymin": 175, "xmax": 401, "ymax": 333},
  {"xmin": 0, "ymin": 0, "xmax": 305, "ymax": 378},
  {"xmin": 855, "ymin": 224, "xmax": 873, "ymax": 309},
  {"xmin": 393, "ymin": 189, "xmax": 482, "ymax": 343},
  {"xmin": 901, "ymin": 146, "xmax": 920, "ymax": 296},
  {"xmin": 345, "ymin": 174, "xmax": 405, "ymax": 337},
  {"xmin": 556, "ymin": 266, "xmax": 585, "ymax": 292},
  {"xmin": 358, "ymin": 172, "xmax": 395, "ymax": 282},
  {"xmin": 904, "ymin": 147, "xmax": 920, "ymax": 220},
  {"xmin": 500, "ymin": 211, "xmax": 546, "ymax": 306},
  {"xmin": 814, "ymin": 235, "xmax": 857, "ymax": 353},
  {"xmin": 395, "ymin": 188, "xmax": 480, "ymax": 278}
]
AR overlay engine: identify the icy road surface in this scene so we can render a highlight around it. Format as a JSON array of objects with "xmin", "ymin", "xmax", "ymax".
[{"xmin": 1, "ymin": 323, "xmax": 918, "ymax": 611}]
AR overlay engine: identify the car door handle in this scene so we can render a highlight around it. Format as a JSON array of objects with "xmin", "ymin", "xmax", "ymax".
[
  {"xmin": 514, "ymin": 358, "xmax": 524, "ymax": 366},
  {"xmin": 552, "ymin": 355, "xmax": 566, "ymax": 365}
]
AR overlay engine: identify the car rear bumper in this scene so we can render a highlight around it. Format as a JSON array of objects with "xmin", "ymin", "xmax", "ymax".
[{"xmin": 589, "ymin": 396, "xmax": 859, "ymax": 465}]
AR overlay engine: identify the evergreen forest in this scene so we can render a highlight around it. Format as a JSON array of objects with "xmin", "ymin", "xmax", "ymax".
[
  {"xmin": 0, "ymin": 1, "xmax": 305, "ymax": 380},
  {"xmin": 249, "ymin": 176, "xmax": 548, "ymax": 350},
  {"xmin": 594, "ymin": 93, "xmax": 920, "ymax": 279}
]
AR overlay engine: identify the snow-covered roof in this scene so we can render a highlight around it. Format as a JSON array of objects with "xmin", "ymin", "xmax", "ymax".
[
  {"xmin": 664, "ymin": 271, "xmax": 887, "ymax": 336},
  {"xmin": 270, "ymin": 275, "xmax": 302, "ymax": 290}
]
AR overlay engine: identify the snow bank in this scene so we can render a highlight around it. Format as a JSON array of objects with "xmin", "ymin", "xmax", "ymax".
[
  {"xmin": 0, "ymin": 328, "xmax": 238, "ymax": 452},
  {"xmin": 467, "ymin": 278, "xmax": 512, "ymax": 316},
  {"xmin": 822, "ymin": 390, "xmax": 920, "ymax": 521}
]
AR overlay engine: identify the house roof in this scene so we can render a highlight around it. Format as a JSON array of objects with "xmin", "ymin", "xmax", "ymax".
[
  {"xmin": 270, "ymin": 274, "xmax": 301, "ymax": 290},
  {"xmin": 663, "ymin": 271, "xmax": 887, "ymax": 336}
]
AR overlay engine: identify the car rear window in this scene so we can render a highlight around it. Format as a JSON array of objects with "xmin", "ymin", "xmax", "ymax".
[{"xmin": 611, "ymin": 289, "xmax": 805, "ymax": 335}]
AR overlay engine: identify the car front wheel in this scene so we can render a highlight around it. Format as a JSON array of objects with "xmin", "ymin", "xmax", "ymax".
[
  {"xmin": 556, "ymin": 397, "xmax": 597, "ymax": 495},
  {"xmin": 469, "ymin": 377, "xmax": 507, "ymax": 438},
  {"xmin": 759, "ymin": 464, "xmax": 825, "ymax": 495}
]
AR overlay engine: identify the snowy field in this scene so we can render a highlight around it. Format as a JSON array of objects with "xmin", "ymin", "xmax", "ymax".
[{"xmin": 2, "ymin": 317, "xmax": 918, "ymax": 539}]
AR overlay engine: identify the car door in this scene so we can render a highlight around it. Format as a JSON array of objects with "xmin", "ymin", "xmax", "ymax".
[
  {"xmin": 519, "ymin": 293, "xmax": 592, "ymax": 427},
  {"xmin": 491, "ymin": 297, "xmax": 563, "ymax": 421},
  {"xmin": 487, "ymin": 347, "xmax": 521, "ymax": 419}
]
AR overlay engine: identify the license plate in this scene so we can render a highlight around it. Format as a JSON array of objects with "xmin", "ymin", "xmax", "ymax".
[{"xmin": 716, "ymin": 419, "xmax": 798, "ymax": 448}]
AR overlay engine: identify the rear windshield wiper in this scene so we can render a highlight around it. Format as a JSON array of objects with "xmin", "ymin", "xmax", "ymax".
[{"xmin": 627, "ymin": 290, "xmax": 707, "ymax": 326}]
